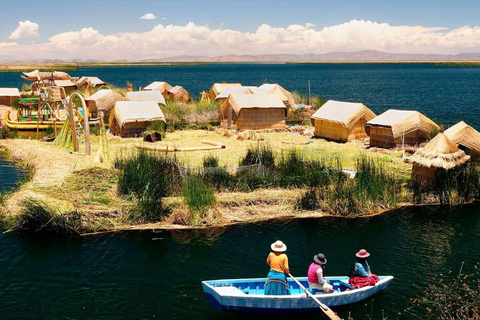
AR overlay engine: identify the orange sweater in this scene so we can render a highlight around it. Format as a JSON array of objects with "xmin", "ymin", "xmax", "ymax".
[{"xmin": 267, "ymin": 252, "xmax": 290, "ymax": 274}]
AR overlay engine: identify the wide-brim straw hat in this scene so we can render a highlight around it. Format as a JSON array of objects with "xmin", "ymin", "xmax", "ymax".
[
  {"xmin": 313, "ymin": 253, "xmax": 327, "ymax": 265},
  {"xmin": 271, "ymin": 240, "xmax": 287, "ymax": 252},
  {"xmin": 356, "ymin": 249, "xmax": 370, "ymax": 259}
]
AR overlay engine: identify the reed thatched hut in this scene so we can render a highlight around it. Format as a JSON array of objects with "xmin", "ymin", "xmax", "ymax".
[
  {"xmin": 311, "ymin": 100, "xmax": 376, "ymax": 142},
  {"xmin": 53, "ymin": 80, "xmax": 77, "ymax": 94},
  {"xmin": 258, "ymin": 83, "xmax": 295, "ymax": 107},
  {"xmin": 0, "ymin": 88, "xmax": 20, "ymax": 106},
  {"xmin": 85, "ymin": 89, "xmax": 125, "ymax": 118},
  {"xmin": 142, "ymin": 81, "xmax": 173, "ymax": 96},
  {"xmin": 409, "ymin": 133, "xmax": 470, "ymax": 186},
  {"xmin": 366, "ymin": 110, "xmax": 439, "ymax": 149},
  {"xmin": 76, "ymin": 77, "xmax": 106, "ymax": 88},
  {"xmin": 220, "ymin": 93, "xmax": 287, "ymax": 130},
  {"xmin": 444, "ymin": 121, "xmax": 480, "ymax": 159},
  {"xmin": 109, "ymin": 101, "xmax": 166, "ymax": 137},
  {"xmin": 209, "ymin": 83, "xmax": 242, "ymax": 100},
  {"xmin": 126, "ymin": 90, "xmax": 166, "ymax": 105},
  {"xmin": 166, "ymin": 86, "xmax": 191, "ymax": 102}
]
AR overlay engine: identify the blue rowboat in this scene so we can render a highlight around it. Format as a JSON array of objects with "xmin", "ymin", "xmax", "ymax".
[{"xmin": 202, "ymin": 276, "xmax": 393, "ymax": 314}]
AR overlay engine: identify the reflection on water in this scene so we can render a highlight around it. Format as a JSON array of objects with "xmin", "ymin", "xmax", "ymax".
[{"xmin": 0, "ymin": 203, "xmax": 479, "ymax": 319}]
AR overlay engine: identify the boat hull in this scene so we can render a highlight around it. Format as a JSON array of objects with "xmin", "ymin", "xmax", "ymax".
[{"xmin": 202, "ymin": 276, "xmax": 393, "ymax": 315}]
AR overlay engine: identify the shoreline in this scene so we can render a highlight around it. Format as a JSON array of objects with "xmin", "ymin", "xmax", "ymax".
[{"xmin": 1, "ymin": 60, "xmax": 480, "ymax": 72}]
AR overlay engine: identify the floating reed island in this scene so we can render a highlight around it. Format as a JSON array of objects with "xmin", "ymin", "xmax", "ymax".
[{"xmin": 0, "ymin": 69, "xmax": 479, "ymax": 236}]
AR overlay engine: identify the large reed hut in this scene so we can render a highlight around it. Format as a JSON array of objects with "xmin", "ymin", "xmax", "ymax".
[
  {"xmin": 109, "ymin": 101, "xmax": 166, "ymax": 137},
  {"xmin": 166, "ymin": 86, "xmax": 191, "ymax": 102},
  {"xmin": 209, "ymin": 83, "xmax": 242, "ymax": 101},
  {"xmin": 220, "ymin": 93, "xmax": 287, "ymax": 130},
  {"xmin": 142, "ymin": 81, "xmax": 173, "ymax": 96},
  {"xmin": 76, "ymin": 77, "xmax": 106, "ymax": 88},
  {"xmin": 126, "ymin": 90, "xmax": 166, "ymax": 105},
  {"xmin": 444, "ymin": 121, "xmax": 480, "ymax": 159},
  {"xmin": 0, "ymin": 88, "xmax": 20, "ymax": 106},
  {"xmin": 215, "ymin": 86, "xmax": 256, "ymax": 104},
  {"xmin": 366, "ymin": 110, "xmax": 439, "ymax": 149},
  {"xmin": 85, "ymin": 89, "xmax": 125, "ymax": 118},
  {"xmin": 311, "ymin": 100, "xmax": 376, "ymax": 142},
  {"xmin": 258, "ymin": 83, "xmax": 295, "ymax": 108},
  {"xmin": 409, "ymin": 133, "xmax": 470, "ymax": 187}
]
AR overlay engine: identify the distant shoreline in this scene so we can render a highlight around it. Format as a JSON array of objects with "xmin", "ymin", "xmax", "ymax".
[{"xmin": 1, "ymin": 60, "xmax": 480, "ymax": 72}]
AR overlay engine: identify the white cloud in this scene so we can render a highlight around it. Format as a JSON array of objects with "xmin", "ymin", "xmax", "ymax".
[
  {"xmin": 2, "ymin": 19, "xmax": 480, "ymax": 61},
  {"xmin": 9, "ymin": 20, "xmax": 39, "ymax": 40},
  {"xmin": 140, "ymin": 13, "xmax": 156, "ymax": 20},
  {"xmin": 161, "ymin": 17, "xmax": 167, "ymax": 20}
]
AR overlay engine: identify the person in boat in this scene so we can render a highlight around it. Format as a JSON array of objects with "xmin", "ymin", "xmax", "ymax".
[
  {"xmin": 308, "ymin": 253, "xmax": 333, "ymax": 294},
  {"xmin": 348, "ymin": 249, "xmax": 380, "ymax": 288},
  {"xmin": 265, "ymin": 240, "xmax": 290, "ymax": 295}
]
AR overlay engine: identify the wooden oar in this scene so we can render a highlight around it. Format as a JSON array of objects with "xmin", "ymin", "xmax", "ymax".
[{"xmin": 288, "ymin": 273, "xmax": 342, "ymax": 320}]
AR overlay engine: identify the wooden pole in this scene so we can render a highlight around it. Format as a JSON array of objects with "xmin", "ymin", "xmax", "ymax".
[{"xmin": 67, "ymin": 97, "xmax": 78, "ymax": 152}]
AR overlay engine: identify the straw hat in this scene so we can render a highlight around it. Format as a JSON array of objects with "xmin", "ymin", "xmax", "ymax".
[
  {"xmin": 313, "ymin": 253, "xmax": 327, "ymax": 265},
  {"xmin": 271, "ymin": 240, "xmax": 287, "ymax": 252},
  {"xmin": 356, "ymin": 249, "xmax": 370, "ymax": 259}
]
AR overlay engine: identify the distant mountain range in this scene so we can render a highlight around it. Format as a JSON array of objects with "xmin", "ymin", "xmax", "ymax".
[{"xmin": 147, "ymin": 50, "xmax": 480, "ymax": 62}]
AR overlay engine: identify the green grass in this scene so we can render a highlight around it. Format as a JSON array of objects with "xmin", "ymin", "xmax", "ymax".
[{"xmin": 181, "ymin": 175, "xmax": 217, "ymax": 220}]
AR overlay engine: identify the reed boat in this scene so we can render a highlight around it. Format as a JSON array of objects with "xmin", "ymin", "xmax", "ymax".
[
  {"xmin": 4, "ymin": 111, "xmax": 66, "ymax": 130},
  {"xmin": 202, "ymin": 275, "xmax": 393, "ymax": 314}
]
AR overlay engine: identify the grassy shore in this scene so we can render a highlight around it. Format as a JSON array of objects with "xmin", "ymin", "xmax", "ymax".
[{"xmin": 0, "ymin": 127, "xmax": 416, "ymax": 234}]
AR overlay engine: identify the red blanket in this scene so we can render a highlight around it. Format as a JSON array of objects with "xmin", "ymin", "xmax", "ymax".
[{"xmin": 349, "ymin": 274, "xmax": 379, "ymax": 288}]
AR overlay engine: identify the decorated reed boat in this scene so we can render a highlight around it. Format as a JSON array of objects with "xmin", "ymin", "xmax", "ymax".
[
  {"xmin": 202, "ymin": 275, "xmax": 393, "ymax": 315},
  {"xmin": 4, "ymin": 111, "xmax": 66, "ymax": 130}
]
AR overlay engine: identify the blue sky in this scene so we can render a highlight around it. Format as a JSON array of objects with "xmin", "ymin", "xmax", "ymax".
[
  {"xmin": 2, "ymin": 0, "xmax": 480, "ymax": 42},
  {"xmin": 1, "ymin": 0, "xmax": 480, "ymax": 61}
]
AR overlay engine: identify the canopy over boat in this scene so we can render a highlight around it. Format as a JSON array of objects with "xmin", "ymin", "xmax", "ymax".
[{"xmin": 202, "ymin": 276, "xmax": 393, "ymax": 315}]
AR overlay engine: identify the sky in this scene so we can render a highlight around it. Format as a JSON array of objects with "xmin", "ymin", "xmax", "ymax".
[{"xmin": 1, "ymin": 0, "xmax": 480, "ymax": 61}]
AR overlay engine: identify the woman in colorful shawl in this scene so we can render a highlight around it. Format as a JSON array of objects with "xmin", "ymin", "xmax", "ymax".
[
  {"xmin": 348, "ymin": 249, "xmax": 380, "ymax": 288},
  {"xmin": 264, "ymin": 240, "xmax": 290, "ymax": 295}
]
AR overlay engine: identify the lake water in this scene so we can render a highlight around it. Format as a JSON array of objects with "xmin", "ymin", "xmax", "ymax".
[{"xmin": 1, "ymin": 63, "xmax": 480, "ymax": 130}]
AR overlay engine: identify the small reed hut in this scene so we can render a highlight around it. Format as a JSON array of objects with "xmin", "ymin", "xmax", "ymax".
[
  {"xmin": 220, "ymin": 93, "xmax": 287, "ymax": 130},
  {"xmin": 444, "ymin": 121, "xmax": 480, "ymax": 159},
  {"xmin": 76, "ymin": 77, "xmax": 105, "ymax": 88},
  {"xmin": 109, "ymin": 101, "xmax": 166, "ymax": 137},
  {"xmin": 409, "ymin": 133, "xmax": 470, "ymax": 187},
  {"xmin": 258, "ymin": 83, "xmax": 295, "ymax": 108},
  {"xmin": 166, "ymin": 86, "xmax": 191, "ymax": 102},
  {"xmin": 366, "ymin": 110, "xmax": 439, "ymax": 149},
  {"xmin": 126, "ymin": 90, "xmax": 166, "ymax": 105},
  {"xmin": 209, "ymin": 83, "xmax": 242, "ymax": 101},
  {"xmin": 215, "ymin": 86, "xmax": 256, "ymax": 104},
  {"xmin": 142, "ymin": 81, "xmax": 173, "ymax": 96},
  {"xmin": 85, "ymin": 89, "xmax": 125, "ymax": 118},
  {"xmin": 0, "ymin": 88, "xmax": 20, "ymax": 106},
  {"xmin": 53, "ymin": 80, "xmax": 77, "ymax": 94},
  {"xmin": 311, "ymin": 100, "xmax": 376, "ymax": 142}
]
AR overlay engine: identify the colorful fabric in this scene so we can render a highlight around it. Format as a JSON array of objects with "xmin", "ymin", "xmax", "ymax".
[
  {"xmin": 349, "ymin": 274, "xmax": 380, "ymax": 288},
  {"xmin": 266, "ymin": 252, "xmax": 290, "ymax": 274},
  {"xmin": 264, "ymin": 270, "xmax": 289, "ymax": 295},
  {"xmin": 308, "ymin": 262, "xmax": 325, "ymax": 284},
  {"xmin": 350, "ymin": 260, "xmax": 371, "ymax": 278}
]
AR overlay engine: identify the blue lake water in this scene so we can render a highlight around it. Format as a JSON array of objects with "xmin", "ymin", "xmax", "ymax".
[{"xmin": 1, "ymin": 63, "xmax": 480, "ymax": 130}]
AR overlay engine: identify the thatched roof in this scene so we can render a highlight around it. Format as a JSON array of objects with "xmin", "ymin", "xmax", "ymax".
[
  {"xmin": 143, "ymin": 81, "xmax": 173, "ymax": 93},
  {"xmin": 215, "ymin": 86, "xmax": 257, "ymax": 100},
  {"xmin": 127, "ymin": 90, "xmax": 166, "ymax": 105},
  {"xmin": 77, "ymin": 76, "xmax": 105, "ymax": 87},
  {"xmin": 220, "ymin": 93, "xmax": 286, "ymax": 116},
  {"xmin": 444, "ymin": 121, "xmax": 480, "ymax": 156},
  {"xmin": 209, "ymin": 83, "xmax": 242, "ymax": 97},
  {"xmin": 86, "ymin": 89, "xmax": 124, "ymax": 113},
  {"xmin": 168, "ymin": 86, "xmax": 190, "ymax": 101},
  {"xmin": 366, "ymin": 109, "xmax": 439, "ymax": 139},
  {"xmin": 53, "ymin": 80, "xmax": 76, "ymax": 88},
  {"xmin": 110, "ymin": 101, "xmax": 165, "ymax": 127},
  {"xmin": 408, "ymin": 133, "xmax": 470, "ymax": 169},
  {"xmin": 258, "ymin": 83, "xmax": 295, "ymax": 107},
  {"xmin": 0, "ymin": 88, "xmax": 20, "ymax": 98},
  {"xmin": 311, "ymin": 100, "xmax": 376, "ymax": 129}
]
